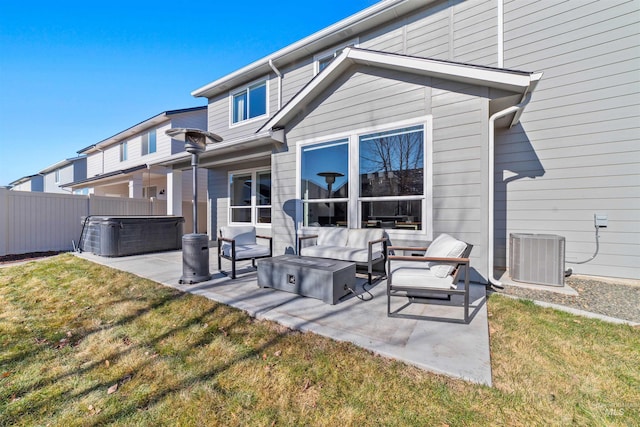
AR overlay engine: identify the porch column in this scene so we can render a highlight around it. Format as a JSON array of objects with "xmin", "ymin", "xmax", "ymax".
[{"xmin": 167, "ymin": 169, "xmax": 183, "ymax": 216}]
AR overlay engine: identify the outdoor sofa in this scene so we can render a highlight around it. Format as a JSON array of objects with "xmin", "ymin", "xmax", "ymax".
[{"xmin": 297, "ymin": 228, "xmax": 388, "ymax": 285}]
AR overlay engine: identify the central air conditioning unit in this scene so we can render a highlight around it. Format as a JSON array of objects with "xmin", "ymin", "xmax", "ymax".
[{"xmin": 509, "ymin": 233, "xmax": 565, "ymax": 287}]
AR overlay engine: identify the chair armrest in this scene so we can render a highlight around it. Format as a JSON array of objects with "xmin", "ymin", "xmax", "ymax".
[
  {"xmin": 388, "ymin": 255, "xmax": 469, "ymax": 264},
  {"xmin": 387, "ymin": 245, "xmax": 428, "ymax": 252},
  {"xmin": 218, "ymin": 236, "xmax": 235, "ymax": 243},
  {"xmin": 298, "ymin": 234, "xmax": 319, "ymax": 241},
  {"xmin": 256, "ymin": 235, "xmax": 272, "ymax": 241}
]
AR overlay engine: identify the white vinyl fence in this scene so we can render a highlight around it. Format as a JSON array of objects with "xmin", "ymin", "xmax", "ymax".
[{"xmin": 0, "ymin": 189, "xmax": 170, "ymax": 256}]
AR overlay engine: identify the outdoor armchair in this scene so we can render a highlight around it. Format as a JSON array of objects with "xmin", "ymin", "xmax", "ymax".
[
  {"xmin": 386, "ymin": 233, "xmax": 472, "ymax": 323},
  {"xmin": 218, "ymin": 225, "xmax": 272, "ymax": 279}
]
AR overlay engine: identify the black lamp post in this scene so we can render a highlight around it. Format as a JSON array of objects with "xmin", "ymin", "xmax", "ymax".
[{"xmin": 166, "ymin": 128, "xmax": 222, "ymax": 284}]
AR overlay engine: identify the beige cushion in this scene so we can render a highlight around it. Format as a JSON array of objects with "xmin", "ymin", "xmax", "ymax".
[
  {"xmin": 220, "ymin": 225, "xmax": 256, "ymax": 245},
  {"xmin": 317, "ymin": 228, "xmax": 348, "ymax": 246},
  {"xmin": 424, "ymin": 234, "xmax": 467, "ymax": 278},
  {"xmin": 347, "ymin": 228, "xmax": 384, "ymax": 252}
]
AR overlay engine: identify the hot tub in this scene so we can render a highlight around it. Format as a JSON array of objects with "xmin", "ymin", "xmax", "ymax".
[{"xmin": 79, "ymin": 216, "xmax": 185, "ymax": 257}]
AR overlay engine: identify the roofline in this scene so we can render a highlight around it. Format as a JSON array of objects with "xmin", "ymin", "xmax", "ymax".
[
  {"xmin": 259, "ymin": 47, "xmax": 543, "ymax": 131},
  {"xmin": 191, "ymin": 0, "xmax": 435, "ymax": 99},
  {"xmin": 65, "ymin": 164, "xmax": 149, "ymax": 188},
  {"xmin": 38, "ymin": 155, "xmax": 86, "ymax": 174},
  {"xmin": 77, "ymin": 105, "xmax": 207, "ymax": 154},
  {"xmin": 9, "ymin": 174, "xmax": 41, "ymax": 186}
]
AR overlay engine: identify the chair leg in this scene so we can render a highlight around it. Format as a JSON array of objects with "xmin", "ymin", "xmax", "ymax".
[{"xmin": 231, "ymin": 259, "xmax": 236, "ymax": 280}]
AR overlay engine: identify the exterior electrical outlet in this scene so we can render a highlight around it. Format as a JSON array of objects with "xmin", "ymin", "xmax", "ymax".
[{"xmin": 595, "ymin": 214, "xmax": 608, "ymax": 228}]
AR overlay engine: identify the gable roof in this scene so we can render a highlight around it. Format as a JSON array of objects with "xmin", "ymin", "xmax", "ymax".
[
  {"xmin": 259, "ymin": 47, "xmax": 543, "ymax": 132},
  {"xmin": 77, "ymin": 106, "xmax": 207, "ymax": 154}
]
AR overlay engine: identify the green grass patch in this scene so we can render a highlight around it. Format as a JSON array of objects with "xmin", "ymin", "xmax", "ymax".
[{"xmin": 1, "ymin": 254, "xmax": 638, "ymax": 425}]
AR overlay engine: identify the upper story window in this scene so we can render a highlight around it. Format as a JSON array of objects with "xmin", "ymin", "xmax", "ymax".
[
  {"xmin": 54, "ymin": 169, "xmax": 60, "ymax": 183},
  {"xmin": 231, "ymin": 79, "xmax": 267, "ymax": 125},
  {"xmin": 120, "ymin": 142, "xmax": 128, "ymax": 162},
  {"xmin": 314, "ymin": 38, "xmax": 358, "ymax": 75},
  {"xmin": 141, "ymin": 130, "xmax": 157, "ymax": 156}
]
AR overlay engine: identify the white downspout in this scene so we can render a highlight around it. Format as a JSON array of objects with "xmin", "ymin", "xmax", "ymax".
[
  {"xmin": 487, "ymin": 92, "xmax": 532, "ymax": 287},
  {"xmin": 269, "ymin": 59, "xmax": 282, "ymax": 110}
]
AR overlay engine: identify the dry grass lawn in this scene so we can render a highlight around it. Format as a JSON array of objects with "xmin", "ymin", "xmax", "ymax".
[{"xmin": 1, "ymin": 254, "xmax": 638, "ymax": 426}]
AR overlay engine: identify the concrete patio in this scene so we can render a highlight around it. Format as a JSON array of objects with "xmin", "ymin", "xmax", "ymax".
[{"xmin": 75, "ymin": 249, "xmax": 492, "ymax": 385}]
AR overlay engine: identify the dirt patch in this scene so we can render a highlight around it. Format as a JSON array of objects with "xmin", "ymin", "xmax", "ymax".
[{"xmin": 0, "ymin": 251, "xmax": 66, "ymax": 265}]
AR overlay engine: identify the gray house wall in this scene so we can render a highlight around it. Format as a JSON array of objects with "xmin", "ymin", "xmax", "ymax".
[
  {"xmin": 497, "ymin": 0, "xmax": 640, "ymax": 279},
  {"xmin": 204, "ymin": 0, "xmax": 639, "ymax": 280}
]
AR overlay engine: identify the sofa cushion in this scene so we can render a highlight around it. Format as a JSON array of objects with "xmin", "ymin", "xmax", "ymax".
[
  {"xmin": 301, "ymin": 245, "xmax": 383, "ymax": 263},
  {"xmin": 220, "ymin": 225, "xmax": 256, "ymax": 245},
  {"xmin": 424, "ymin": 234, "xmax": 468, "ymax": 278},
  {"xmin": 221, "ymin": 243, "xmax": 270, "ymax": 259},
  {"xmin": 390, "ymin": 260, "xmax": 456, "ymax": 289},
  {"xmin": 347, "ymin": 229, "xmax": 384, "ymax": 252},
  {"xmin": 317, "ymin": 228, "xmax": 348, "ymax": 246}
]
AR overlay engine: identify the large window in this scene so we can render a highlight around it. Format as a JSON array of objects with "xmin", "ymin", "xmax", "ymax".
[
  {"xmin": 141, "ymin": 130, "xmax": 156, "ymax": 156},
  {"xmin": 232, "ymin": 80, "xmax": 267, "ymax": 124},
  {"xmin": 299, "ymin": 122, "xmax": 428, "ymax": 231},
  {"xmin": 229, "ymin": 169, "xmax": 271, "ymax": 224},
  {"xmin": 300, "ymin": 139, "xmax": 349, "ymax": 227},
  {"xmin": 359, "ymin": 125, "xmax": 424, "ymax": 229}
]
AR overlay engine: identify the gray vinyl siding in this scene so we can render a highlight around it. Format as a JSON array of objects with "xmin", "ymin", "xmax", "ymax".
[
  {"xmin": 273, "ymin": 67, "xmax": 492, "ymax": 279},
  {"xmin": 500, "ymin": 0, "xmax": 640, "ymax": 279}
]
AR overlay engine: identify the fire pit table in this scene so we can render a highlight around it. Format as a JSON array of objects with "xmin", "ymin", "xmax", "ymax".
[{"xmin": 257, "ymin": 255, "xmax": 356, "ymax": 304}]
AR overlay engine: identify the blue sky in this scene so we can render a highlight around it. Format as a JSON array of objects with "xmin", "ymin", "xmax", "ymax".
[{"xmin": 0, "ymin": 0, "xmax": 379, "ymax": 186}]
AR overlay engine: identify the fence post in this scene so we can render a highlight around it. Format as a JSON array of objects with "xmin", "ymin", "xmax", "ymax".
[{"xmin": 0, "ymin": 189, "xmax": 8, "ymax": 256}]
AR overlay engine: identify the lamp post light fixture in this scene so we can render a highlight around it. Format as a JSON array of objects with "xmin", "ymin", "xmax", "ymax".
[{"xmin": 165, "ymin": 128, "xmax": 222, "ymax": 284}]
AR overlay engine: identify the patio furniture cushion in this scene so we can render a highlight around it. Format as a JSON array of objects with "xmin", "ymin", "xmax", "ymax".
[
  {"xmin": 389, "ymin": 259, "xmax": 456, "ymax": 290},
  {"xmin": 220, "ymin": 243, "xmax": 271, "ymax": 260},
  {"xmin": 347, "ymin": 229, "xmax": 385, "ymax": 253},
  {"xmin": 317, "ymin": 228, "xmax": 348, "ymax": 246},
  {"xmin": 220, "ymin": 225, "xmax": 257, "ymax": 245},
  {"xmin": 302, "ymin": 245, "xmax": 382, "ymax": 263},
  {"xmin": 424, "ymin": 233, "xmax": 468, "ymax": 278}
]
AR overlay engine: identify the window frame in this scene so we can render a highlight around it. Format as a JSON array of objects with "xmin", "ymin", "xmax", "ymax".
[
  {"xmin": 54, "ymin": 169, "xmax": 60, "ymax": 183},
  {"xmin": 227, "ymin": 168, "xmax": 272, "ymax": 226},
  {"xmin": 296, "ymin": 117, "xmax": 433, "ymax": 237},
  {"xmin": 313, "ymin": 38, "xmax": 359, "ymax": 75},
  {"xmin": 120, "ymin": 142, "xmax": 128, "ymax": 162},
  {"xmin": 229, "ymin": 78, "xmax": 269, "ymax": 127},
  {"xmin": 141, "ymin": 130, "xmax": 157, "ymax": 156}
]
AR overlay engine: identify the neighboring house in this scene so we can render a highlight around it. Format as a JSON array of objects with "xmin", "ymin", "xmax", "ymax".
[
  {"xmin": 39, "ymin": 156, "xmax": 87, "ymax": 194},
  {"xmin": 158, "ymin": 0, "xmax": 638, "ymax": 282},
  {"xmin": 9, "ymin": 174, "xmax": 44, "ymax": 192},
  {"xmin": 9, "ymin": 156, "xmax": 87, "ymax": 194},
  {"xmin": 66, "ymin": 106, "xmax": 209, "ymax": 231}
]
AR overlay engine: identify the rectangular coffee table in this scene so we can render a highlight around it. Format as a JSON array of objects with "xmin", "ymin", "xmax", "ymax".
[{"xmin": 257, "ymin": 255, "xmax": 356, "ymax": 304}]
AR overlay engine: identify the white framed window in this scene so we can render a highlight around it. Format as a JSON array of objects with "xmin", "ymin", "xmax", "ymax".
[
  {"xmin": 297, "ymin": 118, "xmax": 432, "ymax": 233},
  {"xmin": 141, "ymin": 130, "xmax": 157, "ymax": 156},
  {"xmin": 313, "ymin": 38, "xmax": 358, "ymax": 75},
  {"xmin": 54, "ymin": 169, "xmax": 60, "ymax": 183},
  {"xmin": 230, "ymin": 79, "xmax": 268, "ymax": 126},
  {"xmin": 228, "ymin": 169, "xmax": 271, "ymax": 225},
  {"xmin": 120, "ymin": 142, "xmax": 128, "ymax": 162}
]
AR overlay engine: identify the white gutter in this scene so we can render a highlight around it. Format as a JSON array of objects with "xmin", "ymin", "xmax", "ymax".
[
  {"xmin": 269, "ymin": 59, "xmax": 283, "ymax": 110},
  {"xmin": 487, "ymin": 92, "xmax": 532, "ymax": 288}
]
